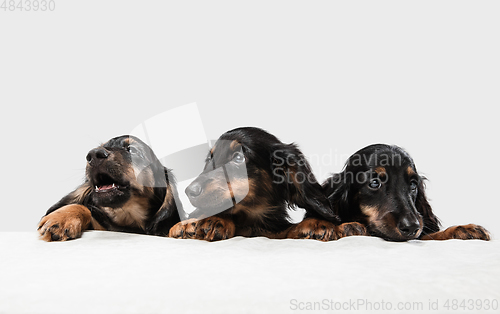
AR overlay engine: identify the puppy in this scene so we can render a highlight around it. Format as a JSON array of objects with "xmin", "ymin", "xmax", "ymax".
[
  {"xmin": 169, "ymin": 127, "xmax": 340, "ymax": 241},
  {"xmin": 301, "ymin": 144, "xmax": 490, "ymax": 241},
  {"xmin": 38, "ymin": 135, "xmax": 181, "ymax": 241}
]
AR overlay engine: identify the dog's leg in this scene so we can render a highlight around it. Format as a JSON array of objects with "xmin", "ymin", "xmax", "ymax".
[
  {"xmin": 195, "ymin": 216, "xmax": 236, "ymax": 241},
  {"xmin": 38, "ymin": 204, "xmax": 92, "ymax": 241},
  {"xmin": 334, "ymin": 222, "xmax": 368, "ymax": 238},
  {"xmin": 288, "ymin": 219, "xmax": 367, "ymax": 241},
  {"xmin": 168, "ymin": 219, "xmax": 199, "ymax": 239},
  {"xmin": 287, "ymin": 218, "xmax": 338, "ymax": 241},
  {"xmin": 420, "ymin": 224, "xmax": 490, "ymax": 240}
]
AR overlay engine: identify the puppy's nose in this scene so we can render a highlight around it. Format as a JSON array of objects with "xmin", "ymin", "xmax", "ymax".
[
  {"xmin": 398, "ymin": 219, "xmax": 420, "ymax": 237},
  {"xmin": 186, "ymin": 182, "xmax": 203, "ymax": 199},
  {"xmin": 86, "ymin": 148, "xmax": 109, "ymax": 165}
]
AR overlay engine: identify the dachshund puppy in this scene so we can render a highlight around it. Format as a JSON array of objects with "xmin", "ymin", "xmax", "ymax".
[
  {"xmin": 38, "ymin": 135, "xmax": 181, "ymax": 241},
  {"xmin": 169, "ymin": 127, "xmax": 340, "ymax": 241},
  {"xmin": 301, "ymin": 144, "xmax": 489, "ymax": 241}
]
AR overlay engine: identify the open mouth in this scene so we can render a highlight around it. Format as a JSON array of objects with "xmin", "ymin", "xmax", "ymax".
[
  {"xmin": 95, "ymin": 183, "xmax": 120, "ymax": 193},
  {"xmin": 92, "ymin": 173, "xmax": 128, "ymax": 194}
]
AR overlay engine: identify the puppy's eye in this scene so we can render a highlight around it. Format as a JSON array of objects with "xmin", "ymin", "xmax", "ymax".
[
  {"xmin": 232, "ymin": 152, "xmax": 245, "ymax": 164},
  {"xmin": 410, "ymin": 181, "xmax": 418, "ymax": 193},
  {"xmin": 368, "ymin": 178, "xmax": 381, "ymax": 189},
  {"xmin": 128, "ymin": 146, "xmax": 140, "ymax": 155}
]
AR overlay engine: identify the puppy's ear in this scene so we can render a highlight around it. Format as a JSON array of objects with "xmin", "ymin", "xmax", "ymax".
[
  {"xmin": 271, "ymin": 143, "xmax": 339, "ymax": 223},
  {"xmin": 416, "ymin": 177, "xmax": 441, "ymax": 235},
  {"xmin": 45, "ymin": 181, "xmax": 93, "ymax": 216},
  {"xmin": 146, "ymin": 168, "xmax": 182, "ymax": 236},
  {"xmin": 322, "ymin": 172, "xmax": 350, "ymax": 219}
]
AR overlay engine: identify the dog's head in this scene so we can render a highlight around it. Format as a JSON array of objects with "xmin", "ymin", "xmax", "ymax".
[
  {"xmin": 324, "ymin": 144, "xmax": 440, "ymax": 241},
  {"xmin": 44, "ymin": 135, "xmax": 179, "ymax": 235},
  {"xmin": 185, "ymin": 127, "xmax": 337, "ymax": 224},
  {"xmin": 85, "ymin": 135, "xmax": 166, "ymax": 208}
]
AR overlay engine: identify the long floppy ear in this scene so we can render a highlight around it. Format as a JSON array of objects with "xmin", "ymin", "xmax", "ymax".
[
  {"xmin": 146, "ymin": 167, "xmax": 182, "ymax": 236},
  {"xmin": 45, "ymin": 181, "xmax": 93, "ymax": 216},
  {"xmin": 322, "ymin": 172, "xmax": 351, "ymax": 219},
  {"xmin": 416, "ymin": 177, "xmax": 441, "ymax": 235},
  {"xmin": 272, "ymin": 143, "xmax": 339, "ymax": 223}
]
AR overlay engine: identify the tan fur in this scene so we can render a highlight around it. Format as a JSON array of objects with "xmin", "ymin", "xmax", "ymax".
[
  {"xmin": 123, "ymin": 138, "xmax": 132, "ymax": 146},
  {"xmin": 230, "ymin": 140, "xmax": 240, "ymax": 150},
  {"xmin": 420, "ymin": 224, "xmax": 490, "ymax": 241},
  {"xmin": 375, "ymin": 167, "xmax": 386, "ymax": 175},
  {"xmin": 287, "ymin": 219, "xmax": 367, "ymax": 241},
  {"xmin": 195, "ymin": 216, "xmax": 236, "ymax": 241},
  {"xmin": 360, "ymin": 204, "xmax": 400, "ymax": 236},
  {"xmin": 406, "ymin": 166, "xmax": 416, "ymax": 177},
  {"xmin": 360, "ymin": 204, "xmax": 422, "ymax": 239},
  {"xmin": 229, "ymin": 176, "xmax": 275, "ymax": 225},
  {"xmin": 40, "ymin": 136, "xmax": 174, "ymax": 242},
  {"xmin": 170, "ymin": 217, "xmax": 236, "ymax": 241},
  {"xmin": 229, "ymin": 177, "xmax": 255, "ymax": 202},
  {"xmin": 102, "ymin": 196, "xmax": 150, "ymax": 230},
  {"xmin": 67, "ymin": 184, "xmax": 93, "ymax": 204},
  {"xmin": 360, "ymin": 204, "xmax": 379, "ymax": 225},
  {"xmin": 334, "ymin": 222, "xmax": 367, "ymax": 238},
  {"xmin": 287, "ymin": 218, "xmax": 337, "ymax": 241},
  {"xmin": 168, "ymin": 218, "xmax": 198, "ymax": 239},
  {"xmin": 38, "ymin": 204, "xmax": 91, "ymax": 241}
]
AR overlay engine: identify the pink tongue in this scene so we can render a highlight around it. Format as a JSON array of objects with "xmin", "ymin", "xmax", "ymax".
[{"xmin": 99, "ymin": 185, "xmax": 114, "ymax": 191}]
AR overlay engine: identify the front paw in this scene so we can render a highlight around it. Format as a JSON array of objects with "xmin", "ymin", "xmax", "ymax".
[
  {"xmin": 421, "ymin": 224, "xmax": 490, "ymax": 241},
  {"xmin": 38, "ymin": 205, "xmax": 91, "ymax": 242},
  {"xmin": 334, "ymin": 222, "xmax": 368, "ymax": 239},
  {"xmin": 168, "ymin": 219, "xmax": 198, "ymax": 239},
  {"xmin": 195, "ymin": 216, "xmax": 235, "ymax": 241},
  {"xmin": 287, "ymin": 218, "xmax": 337, "ymax": 241}
]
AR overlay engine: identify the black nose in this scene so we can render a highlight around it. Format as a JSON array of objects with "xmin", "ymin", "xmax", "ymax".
[
  {"xmin": 398, "ymin": 219, "xmax": 420, "ymax": 237},
  {"xmin": 186, "ymin": 182, "xmax": 203, "ymax": 199},
  {"xmin": 86, "ymin": 148, "xmax": 109, "ymax": 165}
]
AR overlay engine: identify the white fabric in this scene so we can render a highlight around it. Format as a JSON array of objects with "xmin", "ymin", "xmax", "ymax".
[{"xmin": 1, "ymin": 232, "xmax": 499, "ymax": 314}]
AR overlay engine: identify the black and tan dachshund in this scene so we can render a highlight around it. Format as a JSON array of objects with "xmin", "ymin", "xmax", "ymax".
[
  {"xmin": 293, "ymin": 144, "xmax": 490, "ymax": 241},
  {"xmin": 38, "ymin": 135, "xmax": 181, "ymax": 241},
  {"xmin": 169, "ymin": 127, "xmax": 350, "ymax": 241}
]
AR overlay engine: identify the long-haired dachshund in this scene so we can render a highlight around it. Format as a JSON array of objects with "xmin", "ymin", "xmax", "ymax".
[
  {"xmin": 169, "ymin": 127, "xmax": 341, "ymax": 241},
  {"xmin": 38, "ymin": 135, "xmax": 181, "ymax": 241},
  {"xmin": 296, "ymin": 144, "xmax": 490, "ymax": 241}
]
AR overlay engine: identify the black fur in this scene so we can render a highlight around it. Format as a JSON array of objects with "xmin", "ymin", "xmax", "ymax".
[
  {"xmin": 323, "ymin": 144, "xmax": 440, "ymax": 241},
  {"xmin": 184, "ymin": 127, "xmax": 339, "ymax": 238},
  {"xmin": 44, "ymin": 135, "xmax": 181, "ymax": 236}
]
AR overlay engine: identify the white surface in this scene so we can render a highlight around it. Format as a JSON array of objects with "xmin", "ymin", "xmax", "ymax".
[{"xmin": 1, "ymin": 232, "xmax": 499, "ymax": 314}]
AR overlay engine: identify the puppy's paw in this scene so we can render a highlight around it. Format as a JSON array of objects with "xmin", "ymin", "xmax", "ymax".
[
  {"xmin": 195, "ymin": 216, "xmax": 235, "ymax": 241},
  {"xmin": 421, "ymin": 224, "xmax": 490, "ymax": 241},
  {"xmin": 334, "ymin": 222, "xmax": 368, "ymax": 239},
  {"xmin": 38, "ymin": 205, "xmax": 91, "ymax": 242},
  {"xmin": 287, "ymin": 218, "xmax": 337, "ymax": 241},
  {"xmin": 168, "ymin": 219, "xmax": 198, "ymax": 239}
]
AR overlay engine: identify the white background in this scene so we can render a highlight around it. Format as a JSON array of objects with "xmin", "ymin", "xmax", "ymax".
[{"xmin": 1, "ymin": 1, "xmax": 498, "ymax": 236}]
